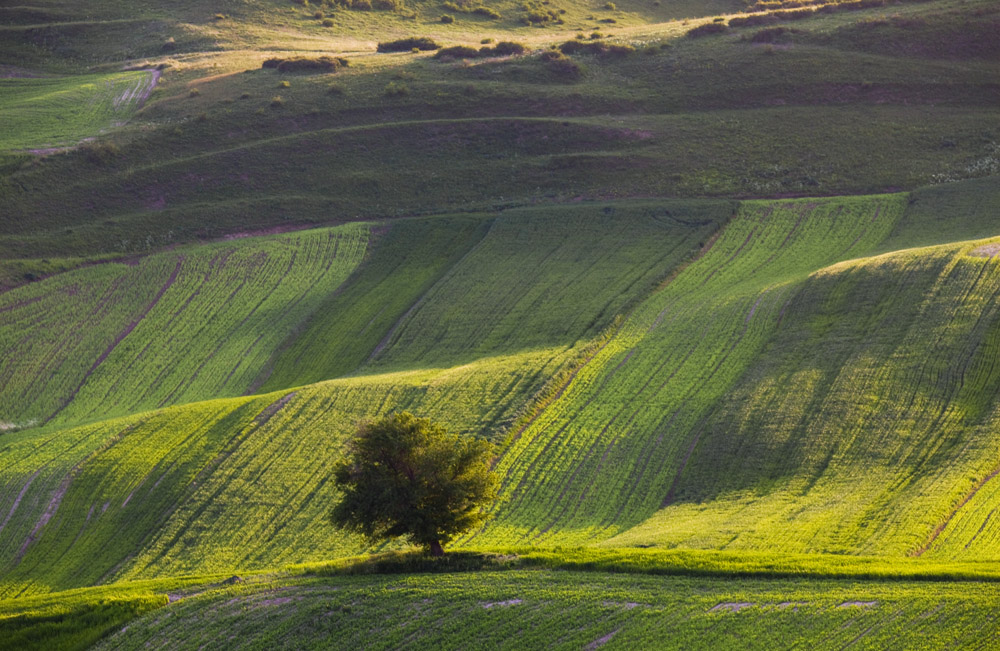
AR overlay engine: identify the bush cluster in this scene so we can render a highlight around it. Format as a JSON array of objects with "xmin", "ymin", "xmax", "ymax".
[
  {"xmin": 262, "ymin": 56, "xmax": 349, "ymax": 72},
  {"xmin": 540, "ymin": 51, "xmax": 582, "ymax": 79},
  {"xmin": 520, "ymin": 7, "xmax": 562, "ymax": 24},
  {"xmin": 731, "ymin": 0, "xmax": 937, "ymax": 29},
  {"xmin": 433, "ymin": 41, "xmax": 526, "ymax": 59},
  {"xmin": 558, "ymin": 40, "xmax": 635, "ymax": 56},
  {"xmin": 377, "ymin": 37, "xmax": 441, "ymax": 52},
  {"xmin": 686, "ymin": 22, "xmax": 729, "ymax": 37},
  {"xmin": 441, "ymin": 0, "xmax": 502, "ymax": 19},
  {"xmin": 321, "ymin": 0, "xmax": 404, "ymax": 10},
  {"xmin": 749, "ymin": 26, "xmax": 802, "ymax": 43}
]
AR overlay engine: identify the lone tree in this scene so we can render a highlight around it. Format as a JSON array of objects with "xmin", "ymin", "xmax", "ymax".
[{"xmin": 330, "ymin": 411, "xmax": 498, "ymax": 556}]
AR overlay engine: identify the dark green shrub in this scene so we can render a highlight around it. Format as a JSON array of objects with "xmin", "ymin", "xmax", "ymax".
[
  {"xmin": 322, "ymin": 17, "xmax": 334, "ymax": 25},
  {"xmin": 377, "ymin": 37, "xmax": 441, "ymax": 52},
  {"xmin": 547, "ymin": 56, "xmax": 582, "ymax": 80},
  {"xmin": 686, "ymin": 22, "xmax": 728, "ymax": 37},
  {"xmin": 488, "ymin": 41, "xmax": 526, "ymax": 55},
  {"xmin": 728, "ymin": 14, "xmax": 779, "ymax": 28},
  {"xmin": 558, "ymin": 40, "xmax": 632, "ymax": 57},
  {"xmin": 749, "ymin": 26, "xmax": 801, "ymax": 43},
  {"xmin": 384, "ymin": 81, "xmax": 409, "ymax": 96},
  {"xmin": 440, "ymin": 13, "xmax": 454, "ymax": 22},
  {"xmin": 435, "ymin": 45, "xmax": 479, "ymax": 58},
  {"xmin": 473, "ymin": 6, "xmax": 501, "ymax": 18},
  {"xmin": 262, "ymin": 56, "xmax": 349, "ymax": 72}
]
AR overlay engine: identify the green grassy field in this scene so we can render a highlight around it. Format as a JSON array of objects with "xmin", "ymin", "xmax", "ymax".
[
  {"xmin": 0, "ymin": 71, "xmax": 157, "ymax": 152},
  {"xmin": 3, "ymin": 0, "xmax": 1000, "ymax": 646},
  {"xmin": 90, "ymin": 569, "xmax": 1000, "ymax": 650}
]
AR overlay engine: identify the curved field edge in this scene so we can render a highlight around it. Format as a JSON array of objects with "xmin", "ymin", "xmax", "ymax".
[
  {"xmin": 6, "ymin": 550, "xmax": 1000, "ymax": 651},
  {"xmin": 479, "ymin": 194, "xmax": 910, "ymax": 546},
  {"xmin": 608, "ymin": 235, "xmax": 1000, "ymax": 558},
  {"xmin": 94, "ymin": 568, "xmax": 1000, "ymax": 651}
]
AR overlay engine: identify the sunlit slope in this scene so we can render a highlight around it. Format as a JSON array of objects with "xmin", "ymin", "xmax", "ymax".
[
  {"xmin": 0, "ymin": 202, "xmax": 717, "ymax": 595},
  {"xmin": 0, "ymin": 223, "xmax": 368, "ymax": 429},
  {"xmin": 608, "ymin": 237, "xmax": 1000, "ymax": 557},
  {"xmin": 368, "ymin": 202, "xmax": 727, "ymax": 371},
  {"xmin": 0, "ymin": 358, "xmax": 549, "ymax": 597},
  {"xmin": 479, "ymin": 195, "xmax": 908, "ymax": 545},
  {"xmin": 94, "ymin": 570, "xmax": 1000, "ymax": 651},
  {"xmin": 0, "ymin": 70, "xmax": 157, "ymax": 152}
]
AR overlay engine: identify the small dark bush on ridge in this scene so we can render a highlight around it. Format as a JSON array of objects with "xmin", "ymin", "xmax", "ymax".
[
  {"xmin": 750, "ymin": 26, "xmax": 802, "ymax": 43},
  {"xmin": 262, "ymin": 56, "xmax": 349, "ymax": 72},
  {"xmin": 686, "ymin": 22, "xmax": 728, "ymax": 37},
  {"xmin": 558, "ymin": 40, "xmax": 634, "ymax": 57},
  {"xmin": 433, "ymin": 41, "xmax": 525, "ymax": 60},
  {"xmin": 377, "ymin": 37, "xmax": 441, "ymax": 52},
  {"xmin": 435, "ymin": 45, "xmax": 478, "ymax": 58}
]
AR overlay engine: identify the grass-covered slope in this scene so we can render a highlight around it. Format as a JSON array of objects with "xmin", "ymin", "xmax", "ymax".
[
  {"xmin": 0, "ymin": 223, "xmax": 369, "ymax": 429},
  {"xmin": 608, "ymin": 236, "xmax": 1000, "ymax": 557},
  {"xmin": 0, "ymin": 201, "xmax": 718, "ymax": 596},
  {"xmin": 0, "ymin": 70, "xmax": 157, "ymax": 152},
  {"xmin": 2, "ymin": 0, "xmax": 997, "ymax": 270},
  {"xmin": 480, "ymin": 195, "xmax": 907, "ymax": 545},
  {"xmin": 92, "ymin": 570, "xmax": 1000, "ymax": 650}
]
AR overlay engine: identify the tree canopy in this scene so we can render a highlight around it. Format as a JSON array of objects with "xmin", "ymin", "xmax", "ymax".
[{"xmin": 330, "ymin": 412, "xmax": 498, "ymax": 556}]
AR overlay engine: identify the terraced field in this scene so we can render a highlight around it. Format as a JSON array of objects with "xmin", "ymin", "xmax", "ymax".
[
  {"xmin": 0, "ymin": 70, "xmax": 157, "ymax": 152},
  {"xmin": 3, "ymin": 0, "xmax": 1000, "ymax": 645},
  {"xmin": 0, "ymin": 223, "xmax": 369, "ymax": 428},
  {"xmin": 609, "ymin": 237, "xmax": 1000, "ymax": 557},
  {"xmin": 481, "ymin": 195, "xmax": 908, "ymax": 545},
  {"xmin": 0, "ymin": 202, "xmax": 719, "ymax": 597}
]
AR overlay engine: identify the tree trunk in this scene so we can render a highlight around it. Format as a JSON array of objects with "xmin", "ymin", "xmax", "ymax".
[{"xmin": 429, "ymin": 540, "xmax": 444, "ymax": 557}]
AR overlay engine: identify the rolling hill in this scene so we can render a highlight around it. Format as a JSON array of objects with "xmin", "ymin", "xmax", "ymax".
[{"xmin": 1, "ymin": 0, "xmax": 1000, "ymax": 647}]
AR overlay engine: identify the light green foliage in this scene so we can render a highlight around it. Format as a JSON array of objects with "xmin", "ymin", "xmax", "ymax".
[
  {"xmin": 0, "ymin": 223, "xmax": 368, "ymax": 427},
  {"xmin": 482, "ymin": 195, "xmax": 907, "ymax": 545},
  {"xmin": 0, "ymin": 71, "xmax": 155, "ymax": 152},
  {"xmin": 331, "ymin": 412, "xmax": 498, "ymax": 554},
  {"xmin": 93, "ymin": 570, "xmax": 1000, "ymax": 650}
]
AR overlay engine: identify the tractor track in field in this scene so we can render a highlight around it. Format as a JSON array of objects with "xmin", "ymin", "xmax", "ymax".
[{"xmin": 42, "ymin": 257, "xmax": 183, "ymax": 425}]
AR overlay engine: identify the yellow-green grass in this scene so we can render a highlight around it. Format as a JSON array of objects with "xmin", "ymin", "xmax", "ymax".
[
  {"xmin": 479, "ymin": 195, "xmax": 908, "ymax": 546},
  {"xmin": 0, "ymin": 201, "xmax": 717, "ymax": 595},
  {"xmin": 262, "ymin": 201, "xmax": 725, "ymax": 388},
  {"xmin": 607, "ymin": 235, "xmax": 1000, "ymax": 558},
  {"xmin": 91, "ymin": 569, "xmax": 1000, "ymax": 651},
  {"xmin": 0, "ymin": 71, "xmax": 157, "ymax": 152},
  {"xmin": 2, "ymin": 0, "xmax": 997, "ymax": 267},
  {"xmin": 0, "ymin": 223, "xmax": 369, "ymax": 428}
]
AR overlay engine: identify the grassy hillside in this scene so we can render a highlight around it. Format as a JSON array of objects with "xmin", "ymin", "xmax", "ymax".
[
  {"xmin": 480, "ymin": 195, "xmax": 906, "ymax": 545},
  {"xmin": 0, "ymin": 223, "xmax": 369, "ymax": 428},
  {"xmin": 0, "ymin": 70, "xmax": 157, "ymax": 152},
  {"xmin": 1, "ymin": 0, "xmax": 996, "ymax": 272},
  {"xmin": 607, "ymin": 235, "xmax": 1000, "ymax": 557},
  {"xmin": 3, "ymin": 0, "xmax": 1000, "ymax": 645},
  {"xmin": 0, "ymin": 200, "xmax": 718, "ymax": 596},
  {"xmin": 92, "ymin": 569, "xmax": 1000, "ymax": 650}
]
